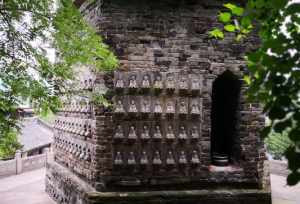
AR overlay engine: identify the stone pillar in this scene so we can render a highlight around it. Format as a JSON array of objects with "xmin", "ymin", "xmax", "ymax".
[
  {"xmin": 15, "ymin": 150, "xmax": 22, "ymax": 175},
  {"xmin": 45, "ymin": 148, "xmax": 53, "ymax": 164}
]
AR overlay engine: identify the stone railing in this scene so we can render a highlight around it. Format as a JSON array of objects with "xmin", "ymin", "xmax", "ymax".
[{"xmin": 0, "ymin": 148, "xmax": 52, "ymax": 178}]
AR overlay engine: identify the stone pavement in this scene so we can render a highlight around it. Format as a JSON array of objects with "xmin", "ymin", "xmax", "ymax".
[
  {"xmin": 0, "ymin": 168, "xmax": 54, "ymax": 204},
  {"xmin": 0, "ymin": 168, "xmax": 299, "ymax": 204}
]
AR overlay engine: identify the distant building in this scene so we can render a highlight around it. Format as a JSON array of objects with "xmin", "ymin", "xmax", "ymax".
[{"xmin": 18, "ymin": 118, "xmax": 53, "ymax": 157}]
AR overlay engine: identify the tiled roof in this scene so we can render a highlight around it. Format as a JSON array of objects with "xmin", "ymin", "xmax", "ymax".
[{"xmin": 18, "ymin": 118, "xmax": 53, "ymax": 152}]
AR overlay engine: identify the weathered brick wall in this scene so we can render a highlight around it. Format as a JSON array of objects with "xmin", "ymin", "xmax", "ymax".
[
  {"xmin": 77, "ymin": 0, "xmax": 267, "ymax": 190},
  {"xmin": 46, "ymin": 0, "xmax": 271, "ymax": 203}
]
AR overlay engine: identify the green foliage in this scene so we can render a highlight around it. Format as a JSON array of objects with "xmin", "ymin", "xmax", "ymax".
[
  {"xmin": 219, "ymin": 12, "xmax": 232, "ymax": 23},
  {"xmin": 210, "ymin": 0, "xmax": 300, "ymax": 185},
  {"xmin": 265, "ymin": 131, "xmax": 292, "ymax": 160},
  {"xmin": 91, "ymin": 93, "xmax": 112, "ymax": 107},
  {"xmin": 209, "ymin": 28, "xmax": 224, "ymax": 39},
  {"xmin": 0, "ymin": 0, "xmax": 118, "ymax": 158},
  {"xmin": 0, "ymin": 130, "xmax": 22, "ymax": 160}
]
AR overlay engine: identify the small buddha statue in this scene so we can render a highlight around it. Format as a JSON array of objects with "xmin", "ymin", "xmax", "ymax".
[
  {"xmin": 116, "ymin": 78, "xmax": 124, "ymax": 88},
  {"xmin": 114, "ymin": 125, "xmax": 124, "ymax": 139},
  {"xmin": 129, "ymin": 75, "xmax": 137, "ymax": 88},
  {"xmin": 115, "ymin": 100, "xmax": 125, "ymax": 113},
  {"xmin": 154, "ymin": 101, "xmax": 162, "ymax": 113},
  {"xmin": 142, "ymin": 100, "xmax": 150, "ymax": 113},
  {"xmin": 166, "ymin": 125, "xmax": 175, "ymax": 139},
  {"xmin": 114, "ymin": 152, "xmax": 123, "ymax": 165},
  {"xmin": 153, "ymin": 151, "xmax": 162, "ymax": 165},
  {"xmin": 191, "ymin": 78, "xmax": 200, "ymax": 90},
  {"xmin": 141, "ymin": 125, "xmax": 150, "ymax": 139},
  {"xmin": 154, "ymin": 75, "xmax": 163, "ymax": 89},
  {"xmin": 191, "ymin": 150, "xmax": 200, "ymax": 164},
  {"xmin": 166, "ymin": 74, "xmax": 175, "ymax": 89},
  {"xmin": 179, "ymin": 151, "xmax": 187, "ymax": 164},
  {"xmin": 84, "ymin": 149, "xmax": 91, "ymax": 162},
  {"xmin": 140, "ymin": 151, "xmax": 148, "ymax": 165},
  {"xmin": 191, "ymin": 103, "xmax": 200, "ymax": 114},
  {"xmin": 153, "ymin": 126, "xmax": 162, "ymax": 139},
  {"xmin": 166, "ymin": 151, "xmax": 175, "ymax": 165},
  {"xmin": 179, "ymin": 126, "xmax": 187, "ymax": 140},
  {"xmin": 129, "ymin": 100, "xmax": 138, "ymax": 113},
  {"xmin": 142, "ymin": 75, "xmax": 150, "ymax": 88},
  {"xmin": 127, "ymin": 152, "xmax": 136, "ymax": 165},
  {"xmin": 128, "ymin": 126, "xmax": 137, "ymax": 139},
  {"xmin": 79, "ymin": 148, "xmax": 85, "ymax": 159},
  {"xmin": 179, "ymin": 101, "xmax": 187, "ymax": 114},
  {"xmin": 76, "ymin": 146, "xmax": 81, "ymax": 157},
  {"xmin": 166, "ymin": 101, "xmax": 175, "ymax": 113},
  {"xmin": 179, "ymin": 76, "xmax": 188, "ymax": 89},
  {"xmin": 191, "ymin": 126, "xmax": 199, "ymax": 139}
]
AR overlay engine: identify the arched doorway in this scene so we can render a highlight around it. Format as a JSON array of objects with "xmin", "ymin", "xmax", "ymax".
[{"xmin": 211, "ymin": 70, "xmax": 241, "ymax": 166}]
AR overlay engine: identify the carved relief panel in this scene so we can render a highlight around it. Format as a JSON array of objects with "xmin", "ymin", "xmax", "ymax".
[{"xmin": 112, "ymin": 71, "xmax": 203, "ymax": 177}]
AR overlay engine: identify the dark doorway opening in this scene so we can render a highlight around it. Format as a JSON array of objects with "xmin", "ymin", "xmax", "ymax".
[{"xmin": 211, "ymin": 70, "xmax": 241, "ymax": 166}]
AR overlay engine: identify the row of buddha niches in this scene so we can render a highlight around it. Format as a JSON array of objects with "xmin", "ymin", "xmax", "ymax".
[
  {"xmin": 114, "ymin": 122, "xmax": 200, "ymax": 141},
  {"xmin": 114, "ymin": 97, "xmax": 202, "ymax": 116},
  {"xmin": 114, "ymin": 71, "xmax": 203, "ymax": 93},
  {"xmin": 113, "ymin": 149, "xmax": 200, "ymax": 167},
  {"xmin": 54, "ymin": 135, "xmax": 92, "ymax": 162},
  {"xmin": 54, "ymin": 117, "xmax": 93, "ymax": 140}
]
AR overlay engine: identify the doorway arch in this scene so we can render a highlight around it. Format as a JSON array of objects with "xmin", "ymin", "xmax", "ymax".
[{"xmin": 211, "ymin": 70, "xmax": 241, "ymax": 166}]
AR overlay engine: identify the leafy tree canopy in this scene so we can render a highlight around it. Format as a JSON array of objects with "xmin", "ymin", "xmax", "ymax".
[
  {"xmin": 210, "ymin": 0, "xmax": 300, "ymax": 185},
  {"xmin": 0, "ymin": 0, "xmax": 118, "ymax": 158}
]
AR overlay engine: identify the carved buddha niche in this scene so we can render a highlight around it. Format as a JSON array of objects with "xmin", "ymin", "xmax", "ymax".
[
  {"xmin": 166, "ymin": 73, "xmax": 175, "ymax": 89},
  {"xmin": 179, "ymin": 151, "xmax": 187, "ymax": 164},
  {"xmin": 166, "ymin": 151, "xmax": 175, "ymax": 165},
  {"xmin": 191, "ymin": 150, "xmax": 200, "ymax": 164},
  {"xmin": 179, "ymin": 100, "xmax": 188, "ymax": 114},
  {"xmin": 191, "ymin": 102, "xmax": 200, "ymax": 115},
  {"xmin": 179, "ymin": 126, "xmax": 188, "ymax": 140},
  {"xmin": 166, "ymin": 125, "xmax": 175, "ymax": 139},
  {"xmin": 128, "ymin": 125, "xmax": 137, "ymax": 139},
  {"xmin": 191, "ymin": 126, "xmax": 199, "ymax": 139},
  {"xmin": 142, "ymin": 99, "xmax": 150, "ymax": 113},
  {"xmin": 141, "ymin": 125, "xmax": 150, "ymax": 139},
  {"xmin": 166, "ymin": 100, "xmax": 175, "ymax": 113},
  {"xmin": 153, "ymin": 75, "xmax": 163, "ymax": 89},
  {"xmin": 115, "ymin": 99, "xmax": 125, "ymax": 113},
  {"xmin": 179, "ymin": 75, "xmax": 188, "ymax": 90},
  {"xmin": 114, "ymin": 125, "xmax": 124, "ymax": 139},
  {"xmin": 153, "ymin": 125, "xmax": 162, "ymax": 139},
  {"xmin": 153, "ymin": 151, "xmax": 162, "ymax": 165},
  {"xmin": 129, "ymin": 99, "xmax": 138, "ymax": 113},
  {"xmin": 154, "ymin": 101, "xmax": 162, "ymax": 113},
  {"xmin": 142, "ymin": 75, "xmax": 151, "ymax": 88},
  {"xmin": 191, "ymin": 77, "xmax": 200, "ymax": 90},
  {"xmin": 128, "ymin": 152, "xmax": 136, "ymax": 165},
  {"xmin": 129, "ymin": 75, "xmax": 137, "ymax": 88},
  {"xmin": 116, "ymin": 77, "xmax": 124, "ymax": 88},
  {"xmin": 114, "ymin": 152, "xmax": 123, "ymax": 165},
  {"xmin": 140, "ymin": 151, "xmax": 148, "ymax": 165}
]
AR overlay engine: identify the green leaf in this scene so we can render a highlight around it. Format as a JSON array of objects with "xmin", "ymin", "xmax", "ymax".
[
  {"xmin": 224, "ymin": 3, "xmax": 237, "ymax": 10},
  {"xmin": 224, "ymin": 24, "xmax": 236, "ymax": 32},
  {"xmin": 224, "ymin": 3, "xmax": 244, "ymax": 16},
  {"xmin": 244, "ymin": 75, "xmax": 251, "ymax": 85},
  {"xmin": 209, "ymin": 28, "xmax": 224, "ymax": 39},
  {"xmin": 236, "ymin": 34, "xmax": 244, "ymax": 41},
  {"xmin": 219, "ymin": 12, "xmax": 231, "ymax": 23},
  {"xmin": 232, "ymin": 6, "xmax": 244, "ymax": 16}
]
